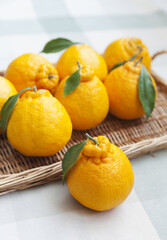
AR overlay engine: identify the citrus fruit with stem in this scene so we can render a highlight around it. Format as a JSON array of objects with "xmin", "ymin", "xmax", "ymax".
[
  {"xmin": 56, "ymin": 44, "xmax": 108, "ymax": 82},
  {"xmin": 104, "ymin": 38, "xmax": 151, "ymax": 72},
  {"xmin": 104, "ymin": 61, "xmax": 157, "ymax": 120},
  {"xmin": 5, "ymin": 53, "xmax": 59, "ymax": 95},
  {"xmin": 65, "ymin": 135, "xmax": 134, "ymax": 211},
  {"xmin": 55, "ymin": 65, "xmax": 109, "ymax": 130},
  {"xmin": 7, "ymin": 89, "xmax": 72, "ymax": 156}
]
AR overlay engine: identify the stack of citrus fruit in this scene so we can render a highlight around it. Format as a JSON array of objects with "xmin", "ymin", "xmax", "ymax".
[
  {"xmin": 0, "ymin": 36, "xmax": 158, "ymax": 211},
  {"xmin": 104, "ymin": 37, "xmax": 157, "ymax": 120}
]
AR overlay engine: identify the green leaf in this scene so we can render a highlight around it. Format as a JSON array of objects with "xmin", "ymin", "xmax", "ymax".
[
  {"xmin": 108, "ymin": 60, "xmax": 128, "ymax": 73},
  {"xmin": 41, "ymin": 38, "xmax": 80, "ymax": 53},
  {"xmin": 108, "ymin": 51, "xmax": 142, "ymax": 73},
  {"xmin": 0, "ymin": 86, "xmax": 37, "ymax": 136},
  {"xmin": 138, "ymin": 64, "xmax": 156, "ymax": 119},
  {"xmin": 64, "ymin": 68, "xmax": 81, "ymax": 97},
  {"xmin": 62, "ymin": 139, "xmax": 88, "ymax": 183},
  {"xmin": 129, "ymin": 53, "xmax": 137, "ymax": 61},
  {"xmin": 0, "ymin": 93, "xmax": 20, "ymax": 136},
  {"xmin": 62, "ymin": 133, "xmax": 99, "ymax": 183}
]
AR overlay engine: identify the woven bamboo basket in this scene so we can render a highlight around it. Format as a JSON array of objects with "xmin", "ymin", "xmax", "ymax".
[{"xmin": 0, "ymin": 54, "xmax": 167, "ymax": 196}]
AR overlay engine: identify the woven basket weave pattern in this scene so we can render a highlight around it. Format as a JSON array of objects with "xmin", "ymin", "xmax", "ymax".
[{"xmin": 0, "ymin": 70, "xmax": 167, "ymax": 195}]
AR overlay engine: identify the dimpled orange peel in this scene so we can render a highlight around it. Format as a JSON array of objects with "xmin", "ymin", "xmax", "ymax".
[
  {"xmin": 55, "ymin": 64, "xmax": 109, "ymax": 130},
  {"xmin": 104, "ymin": 61, "xmax": 157, "ymax": 120},
  {"xmin": 65, "ymin": 135, "xmax": 134, "ymax": 211},
  {"xmin": 7, "ymin": 89, "xmax": 72, "ymax": 156},
  {"xmin": 104, "ymin": 37, "xmax": 151, "ymax": 72},
  {"xmin": 56, "ymin": 44, "xmax": 108, "ymax": 81},
  {"xmin": 5, "ymin": 53, "xmax": 59, "ymax": 94},
  {"xmin": 0, "ymin": 77, "xmax": 17, "ymax": 134}
]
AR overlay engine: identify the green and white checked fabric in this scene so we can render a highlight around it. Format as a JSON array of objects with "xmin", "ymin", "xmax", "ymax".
[{"xmin": 0, "ymin": 0, "xmax": 167, "ymax": 239}]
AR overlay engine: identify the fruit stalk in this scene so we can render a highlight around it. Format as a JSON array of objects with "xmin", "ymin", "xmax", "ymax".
[
  {"xmin": 134, "ymin": 56, "xmax": 143, "ymax": 67},
  {"xmin": 85, "ymin": 133, "xmax": 99, "ymax": 145}
]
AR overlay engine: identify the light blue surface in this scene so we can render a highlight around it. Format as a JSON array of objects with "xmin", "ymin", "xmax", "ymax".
[
  {"xmin": 0, "ymin": 0, "xmax": 167, "ymax": 239},
  {"xmin": 131, "ymin": 150, "xmax": 167, "ymax": 240},
  {"xmin": 1, "ymin": 10, "xmax": 167, "ymax": 36}
]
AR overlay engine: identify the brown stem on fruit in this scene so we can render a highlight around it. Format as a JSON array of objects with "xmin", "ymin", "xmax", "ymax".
[
  {"xmin": 48, "ymin": 75, "xmax": 55, "ymax": 79},
  {"xmin": 77, "ymin": 60, "xmax": 82, "ymax": 69},
  {"xmin": 137, "ymin": 45, "xmax": 143, "ymax": 52},
  {"xmin": 85, "ymin": 133, "xmax": 99, "ymax": 145},
  {"xmin": 134, "ymin": 56, "xmax": 143, "ymax": 67},
  {"xmin": 152, "ymin": 50, "xmax": 167, "ymax": 61},
  {"xmin": 33, "ymin": 86, "xmax": 37, "ymax": 92}
]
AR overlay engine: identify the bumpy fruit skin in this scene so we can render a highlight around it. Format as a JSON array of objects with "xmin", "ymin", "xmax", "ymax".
[
  {"xmin": 0, "ymin": 77, "xmax": 17, "ymax": 134},
  {"xmin": 56, "ymin": 44, "xmax": 108, "ymax": 82},
  {"xmin": 7, "ymin": 90, "xmax": 72, "ymax": 156},
  {"xmin": 5, "ymin": 53, "xmax": 59, "ymax": 94},
  {"xmin": 104, "ymin": 38, "xmax": 151, "ymax": 71},
  {"xmin": 67, "ymin": 136, "xmax": 134, "ymax": 211},
  {"xmin": 55, "ymin": 66, "xmax": 109, "ymax": 130},
  {"xmin": 104, "ymin": 62, "xmax": 157, "ymax": 120}
]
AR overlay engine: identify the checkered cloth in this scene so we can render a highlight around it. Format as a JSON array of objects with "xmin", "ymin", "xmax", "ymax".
[{"xmin": 0, "ymin": 0, "xmax": 167, "ymax": 239}]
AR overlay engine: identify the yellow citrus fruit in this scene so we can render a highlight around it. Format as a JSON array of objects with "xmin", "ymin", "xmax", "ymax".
[
  {"xmin": 104, "ymin": 61, "xmax": 157, "ymax": 120},
  {"xmin": 56, "ymin": 44, "xmax": 108, "ymax": 82},
  {"xmin": 67, "ymin": 136, "xmax": 134, "ymax": 211},
  {"xmin": 7, "ymin": 89, "xmax": 72, "ymax": 156},
  {"xmin": 104, "ymin": 38, "xmax": 151, "ymax": 71},
  {"xmin": 55, "ymin": 66, "xmax": 109, "ymax": 130},
  {"xmin": 0, "ymin": 76, "xmax": 17, "ymax": 134},
  {"xmin": 5, "ymin": 53, "xmax": 59, "ymax": 94}
]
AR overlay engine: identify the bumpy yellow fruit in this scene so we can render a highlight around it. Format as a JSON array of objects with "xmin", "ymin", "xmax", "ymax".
[
  {"xmin": 0, "ymin": 76, "xmax": 17, "ymax": 134},
  {"xmin": 104, "ymin": 62, "xmax": 157, "ymax": 120},
  {"xmin": 56, "ymin": 44, "xmax": 108, "ymax": 81},
  {"xmin": 7, "ymin": 89, "xmax": 72, "ymax": 156},
  {"xmin": 55, "ymin": 66, "xmax": 109, "ymax": 130},
  {"xmin": 5, "ymin": 53, "xmax": 59, "ymax": 94},
  {"xmin": 104, "ymin": 38, "xmax": 151, "ymax": 71},
  {"xmin": 67, "ymin": 136, "xmax": 134, "ymax": 211}
]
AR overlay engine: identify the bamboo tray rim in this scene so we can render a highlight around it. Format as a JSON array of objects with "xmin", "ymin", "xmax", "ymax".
[{"xmin": 1, "ymin": 134, "xmax": 167, "ymax": 179}]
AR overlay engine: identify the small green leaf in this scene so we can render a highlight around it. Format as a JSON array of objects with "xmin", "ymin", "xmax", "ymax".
[
  {"xmin": 62, "ymin": 133, "xmax": 99, "ymax": 183},
  {"xmin": 109, "ymin": 60, "xmax": 128, "ymax": 73},
  {"xmin": 129, "ymin": 52, "xmax": 139, "ymax": 61},
  {"xmin": 41, "ymin": 38, "xmax": 80, "ymax": 53},
  {"xmin": 0, "ymin": 93, "xmax": 20, "ymax": 136},
  {"xmin": 138, "ymin": 64, "xmax": 156, "ymax": 119},
  {"xmin": 0, "ymin": 86, "xmax": 37, "ymax": 136},
  {"xmin": 64, "ymin": 68, "xmax": 81, "ymax": 97},
  {"xmin": 108, "ymin": 50, "xmax": 142, "ymax": 73},
  {"xmin": 62, "ymin": 140, "xmax": 88, "ymax": 183}
]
